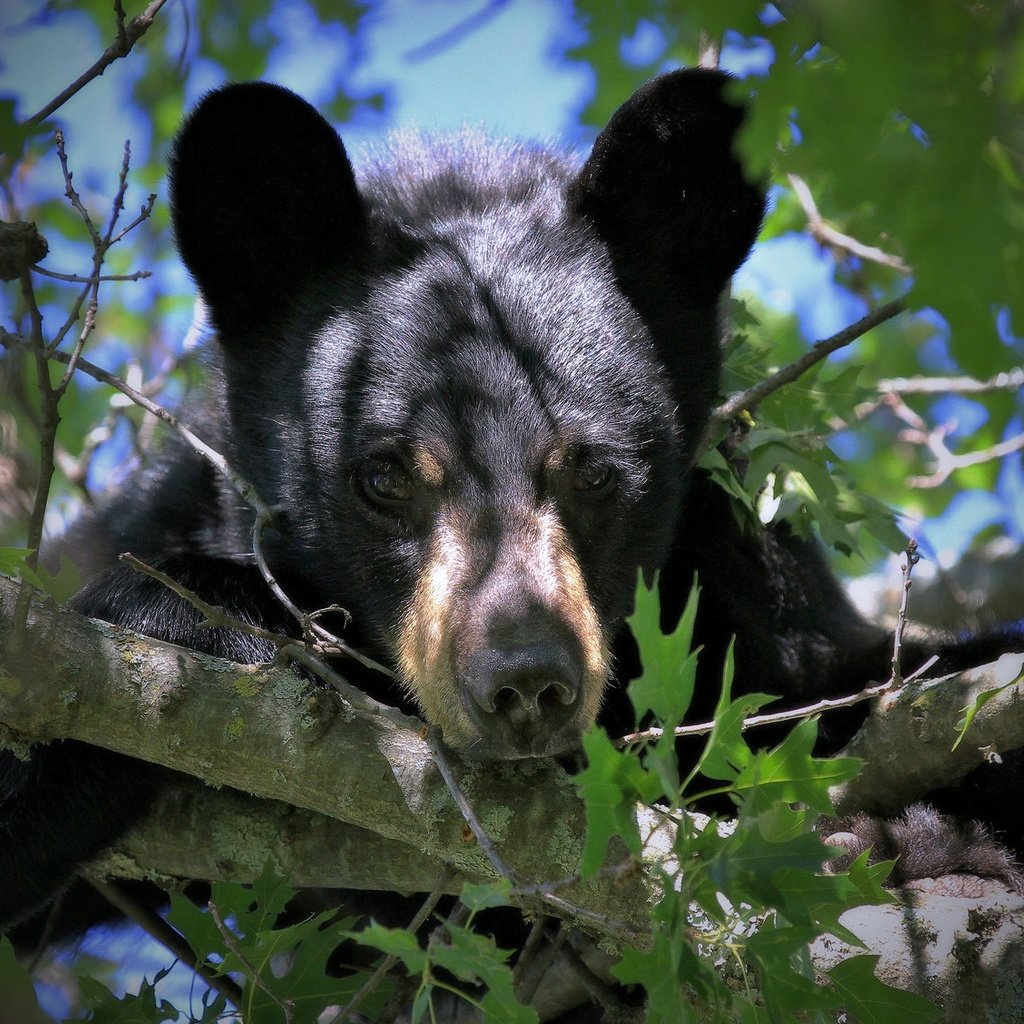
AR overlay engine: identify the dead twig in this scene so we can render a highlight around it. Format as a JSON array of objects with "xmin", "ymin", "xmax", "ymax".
[
  {"xmin": 788, "ymin": 174, "xmax": 911, "ymax": 275},
  {"xmin": 616, "ymin": 648, "xmax": 941, "ymax": 749},
  {"xmin": 23, "ymin": 0, "xmax": 170, "ymax": 126},
  {"xmin": 119, "ymin": 550, "xmax": 415, "ymax": 729},
  {"xmin": 890, "ymin": 539, "xmax": 920, "ymax": 687}
]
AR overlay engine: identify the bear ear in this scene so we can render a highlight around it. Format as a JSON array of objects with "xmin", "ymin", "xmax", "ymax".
[
  {"xmin": 569, "ymin": 69, "xmax": 765, "ymax": 311},
  {"xmin": 169, "ymin": 82, "xmax": 367, "ymax": 340}
]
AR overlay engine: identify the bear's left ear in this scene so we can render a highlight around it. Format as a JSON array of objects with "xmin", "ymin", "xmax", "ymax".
[
  {"xmin": 569, "ymin": 69, "xmax": 765, "ymax": 311},
  {"xmin": 169, "ymin": 82, "xmax": 367, "ymax": 341}
]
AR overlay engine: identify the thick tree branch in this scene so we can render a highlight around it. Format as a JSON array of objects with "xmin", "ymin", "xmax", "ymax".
[
  {"xmin": 831, "ymin": 652, "xmax": 1024, "ymax": 816},
  {"xmin": 3, "ymin": 574, "xmax": 1023, "ymax": 911},
  {"xmin": 0, "ymin": 575, "xmax": 649, "ymax": 940}
]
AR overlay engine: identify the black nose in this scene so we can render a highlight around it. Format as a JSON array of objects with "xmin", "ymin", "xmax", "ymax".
[{"xmin": 462, "ymin": 640, "xmax": 581, "ymax": 731}]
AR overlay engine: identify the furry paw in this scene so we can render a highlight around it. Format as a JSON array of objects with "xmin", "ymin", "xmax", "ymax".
[{"xmin": 821, "ymin": 803, "xmax": 1024, "ymax": 894}]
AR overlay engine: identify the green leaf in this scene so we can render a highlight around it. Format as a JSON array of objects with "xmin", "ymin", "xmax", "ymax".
[
  {"xmin": 460, "ymin": 879, "xmax": 513, "ymax": 913},
  {"xmin": 0, "ymin": 548, "xmax": 82, "ymax": 602},
  {"xmin": 626, "ymin": 571, "xmax": 701, "ymax": 726},
  {"xmin": 827, "ymin": 954, "xmax": 940, "ymax": 1023},
  {"xmin": 356, "ymin": 921, "xmax": 428, "ymax": 974},
  {"xmin": 691, "ymin": 644, "xmax": 776, "ymax": 785},
  {"xmin": 0, "ymin": 939, "xmax": 51, "ymax": 1024},
  {"xmin": 954, "ymin": 660, "xmax": 1024, "ymax": 750},
  {"xmin": 436, "ymin": 922, "xmax": 538, "ymax": 1024},
  {"xmin": 574, "ymin": 726, "xmax": 657, "ymax": 877},
  {"xmin": 745, "ymin": 922, "xmax": 841, "ymax": 1022},
  {"xmin": 613, "ymin": 929, "xmax": 709, "ymax": 1024},
  {"xmin": 733, "ymin": 718, "xmax": 861, "ymax": 813}
]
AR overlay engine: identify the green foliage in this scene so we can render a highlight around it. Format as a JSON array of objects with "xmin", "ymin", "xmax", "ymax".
[
  {"xmin": 0, "ymin": 938, "xmax": 52, "ymax": 1024},
  {"xmin": 0, "ymin": 547, "xmax": 82, "ymax": 602},
  {"xmin": 954, "ymin": 658, "xmax": 1024, "ymax": 751},
  {"xmin": 580, "ymin": 575, "xmax": 938, "ymax": 1022},
  {"xmin": 352, "ymin": 883, "xmax": 537, "ymax": 1024},
  {"xmin": 572, "ymin": 0, "xmax": 1023, "ymax": 553},
  {"xmin": 164, "ymin": 861, "xmax": 384, "ymax": 1023}
]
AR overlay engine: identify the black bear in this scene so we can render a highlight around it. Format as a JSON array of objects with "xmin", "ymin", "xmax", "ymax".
[{"xmin": 1, "ymin": 69, "xmax": 1021, "ymax": 943}]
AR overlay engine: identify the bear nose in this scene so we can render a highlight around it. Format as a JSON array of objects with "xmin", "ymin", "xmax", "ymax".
[{"xmin": 463, "ymin": 640, "xmax": 581, "ymax": 731}]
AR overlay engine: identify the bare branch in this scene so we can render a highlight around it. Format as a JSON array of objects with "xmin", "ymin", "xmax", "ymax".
[
  {"xmin": 890, "ymin": 538, "xmax": 920, "ymax": 686},
  {"xmin": 616, "ymin": 647, "xmax": 941, "ymax": 749},
  {"xmin": 31, "ymin": 266, "xmax": 152, "ymax": 284},
  {"xmin": 875, "ymin": 393, "xmax": 1024, "ymax": 489},
  {"xmin": 402, "ymin": 0, "xmax": 509, "ymax": 62},
  {"xmin": 23, "ymin": 0, "xmax": 170, "ymax": 126},
  {"xmin": 908, "ymin": 431, "xmax": 1024, "ymax": 489},
  {"xmin": 877, "ymin": 367, "xmax": 1024, "ymax": 397},
  {"xmin": 788, "ymin": 174, "xmax": 911, "ymax": 275},
  {"xmin": 712, "ymin": 298, "xmax": 906, "ymax": 426}
]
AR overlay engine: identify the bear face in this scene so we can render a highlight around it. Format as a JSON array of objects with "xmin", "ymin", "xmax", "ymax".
[{"xmin": 163, "ymin": 72, "xmax": 765, "ymax": 759}]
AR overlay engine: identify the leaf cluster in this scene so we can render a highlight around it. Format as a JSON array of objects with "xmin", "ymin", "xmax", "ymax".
[{"xmin": 577, "ymin": 575, "xmax": 938, "ymax": 1022}]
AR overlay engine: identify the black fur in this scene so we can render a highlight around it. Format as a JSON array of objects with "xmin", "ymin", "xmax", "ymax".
[{"xmin": 2, "ymin": 69, "xmax": 1022, "ymax": 937}]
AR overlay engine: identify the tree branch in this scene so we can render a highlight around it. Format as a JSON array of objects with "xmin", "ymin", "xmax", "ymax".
[
  {"xmin": 830, "ymin": 651, "xmax": 1024, "ymax": 816},
  {"xmin": 0, "ymin": 575, "xmax": 650, "ymax": 941},
  {"xmin": 712, "ymin": 298, "xmax": 906, "ymax": 424},
  {"xmin": 22, "ymin": 0, "xmax": 170, "ymax": 127}
]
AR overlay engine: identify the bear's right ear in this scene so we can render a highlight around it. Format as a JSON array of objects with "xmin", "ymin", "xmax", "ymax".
[
  {"xmin": 568, "ymin": 69, "xmax": 765, "ymax": 313},
  {"xmin": 169, "ymin": 82, "xmax": 367, "ymax": 340}
]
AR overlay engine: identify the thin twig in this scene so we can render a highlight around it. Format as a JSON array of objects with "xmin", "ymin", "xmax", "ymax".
[
  {"xmin": 712, "ymin": 298, "xmax": 906, "ymax": 426},
  {"xmin": 788, "ymin": 174, "xmax": 911, "ymax": 275},
  {"xmin": 23, "ymin": 0, "xmax": 170, "ymax": 126},
  {"xmin": 209, "ymin": 899, "xmax": 294, "ymax": 1023},
  {"xmin": 118, "ymin": 552, "xmax": 295, "ymax": 646},
  {"xmin": 4, "ymin": 325, "xmax": 396, "ymax": 680},
  {"xmin": 877, "ymin": 367, "xmax": 1024, "ymax": 396},
  {"xmin": 908, "ymin": 431, "xmax": 1024, "ymax": 489},
  {"xmin": 427, "ymin": 728, "xmax": 517, "ymax": 882},
  {"xmin": 334, "ymin": 868, "xmax": 454, "ymax": 1023},
  {"xmin": 250, "ymin": 510, "xmax": 392, "ymax": 676},
  {"xmin": 427, "ymin": 728, "xmax": 643, "ymax": 941},
  {"xmin": 281, "ymin": 644, "xmax": 413, "ymax": 726},
  {"xmin": 878, "ymin": 392, "xmax": 1024, "ymax": 488},
  {"xmin": 890, "ymin": 538, "xmax": 920, "ymax": 687},
  {"xmin": 616, "ymin": 647, "xmax": 942, "ymax": 749},
  {"xmin": 118, "ymin": 551, "xmax": 415, "ymax": 729},
  {"xmin": 83, "ymin": 873, "xmax": 243, "ymax": 1009},
  {"xmin": 31, "ymin": 266, "xmax": 152, "ymax": 284},
  {"xmin": 511, "ymin": 916, "xmax": 549, "ymax": 987},
  {"xmin": 829, "ymin": 366, "xmax": 1024, "ymax": 432},
  {"xmin": 402, "ymin": 0, "xmax": 509, "ymax": 62}
]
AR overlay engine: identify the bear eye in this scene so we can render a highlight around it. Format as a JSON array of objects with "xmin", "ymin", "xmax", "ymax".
[
  {"xmin": 572, "ymin": 458, "xmax": 617, "ymax": 495},
  {"xmin": 363, "ymin": 457, "xmax": 417, "ymax": 505}
]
